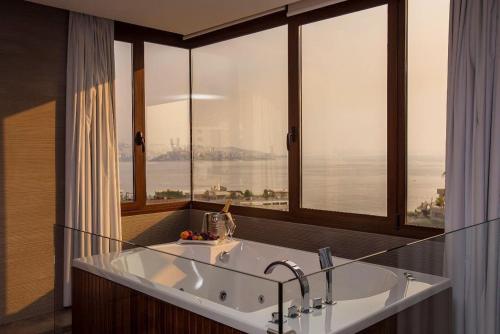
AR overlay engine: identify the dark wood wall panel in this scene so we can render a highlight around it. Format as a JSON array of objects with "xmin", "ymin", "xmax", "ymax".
[{"xmin": 73, "ymin": 268, "xmax": 245, "ymax": 334}]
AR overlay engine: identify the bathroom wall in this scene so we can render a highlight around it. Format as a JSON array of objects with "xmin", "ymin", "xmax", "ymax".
[
  {"xmin": 122, "ymin": 210, "xmax": 190, "ymax": 246},
  {"xmin": 0, "ymin": 0, "xmax": 68, "ymax": 325}
]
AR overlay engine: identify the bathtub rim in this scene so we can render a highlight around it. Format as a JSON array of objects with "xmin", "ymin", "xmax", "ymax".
[{"xmin": 72, "ymin": 240, "xmax": 451, "ymax": 334}]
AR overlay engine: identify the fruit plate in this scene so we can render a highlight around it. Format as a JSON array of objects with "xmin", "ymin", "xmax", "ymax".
[{"xmin": 177, "ymin": 239, "xmax": 220, "ymax": 246}]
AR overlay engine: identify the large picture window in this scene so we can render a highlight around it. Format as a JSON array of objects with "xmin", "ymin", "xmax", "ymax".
[
  {"xmin": 114, "ymin": 38, "xmax": 191, "ymax": 214},
  {"xmin": 300, "ymin": 5, "xmax": 388, "ymax": 216},
  {"xmin": 144, "ymin": 42, "xmax": 191, "ymax": 203},
  {"xmin": 116, "ymin": 0, "xmax": 449, "ymax": 236},
  {"xmin": 191, "ymin": 26, "xmax": 288, "ymax": 210}
]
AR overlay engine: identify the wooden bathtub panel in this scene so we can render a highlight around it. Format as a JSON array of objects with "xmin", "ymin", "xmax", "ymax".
[
  {"xmin": 72, "ymin": 267, "xmax": 450, "ymax": 334},
  {"xmin": 72, "ymin": 267, "xmax": 245, "ymax": 334}
]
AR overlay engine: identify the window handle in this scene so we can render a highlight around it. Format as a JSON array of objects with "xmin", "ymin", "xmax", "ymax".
[
  {"xmin": 135, "ymin": 131, "xmax": 145, "ymax": 153},
  {"xmin": 287, "ymin": 126, "xmax": 297, "ymax": 151}
]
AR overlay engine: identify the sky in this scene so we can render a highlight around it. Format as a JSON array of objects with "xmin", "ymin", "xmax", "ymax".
[{"xmin": 115, "ymin": 0, "xmax": 449, "ymax": 159}]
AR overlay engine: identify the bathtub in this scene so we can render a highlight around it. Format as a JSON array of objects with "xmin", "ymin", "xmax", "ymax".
[{"xmin": 73, "ymin": 239, "xmax": 450, "ymax": 334}]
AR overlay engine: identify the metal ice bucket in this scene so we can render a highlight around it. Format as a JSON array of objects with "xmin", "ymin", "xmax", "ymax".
[{"xmin": 202, "ymin": 212, "xmax": 236, "ymax": 240}]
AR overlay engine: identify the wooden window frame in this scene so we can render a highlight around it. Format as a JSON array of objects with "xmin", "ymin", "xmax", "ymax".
[
  {"xmin": 115, "ymin": 22, "xmax": 190, "ymax": 216},
  {"xmin": 290, "ymin": 0, "xmax": 398, "ymax": 233},
  {"xmin": 115, "ymin": 3, "xmax": 444, "ymax": 238}
]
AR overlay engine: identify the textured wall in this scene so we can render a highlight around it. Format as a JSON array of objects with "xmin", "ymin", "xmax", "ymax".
[
  {"xmin": 122, "ymin": 210, "xmax": 190, "ymax": 246},
  {"xmin": 0, "ymin": 0, "xmax": 68, "ymax": 325}
]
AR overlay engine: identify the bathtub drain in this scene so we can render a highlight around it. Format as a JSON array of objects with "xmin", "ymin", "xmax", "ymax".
[
  {"xmin": 219, "ymin": 291, "xmax": 227, "ymax": 302},
  {"xmin": 258, "ymin": 295, "xmax": 265, "ymax": 304}
]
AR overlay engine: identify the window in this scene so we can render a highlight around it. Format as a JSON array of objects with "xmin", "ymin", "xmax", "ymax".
[
  {"xmin": 116, "ymin": 0, "xmax": 448, "ymax": 236},
  {"xmin": 144, "ymin": 42, "xmax": 191, "ymax": 203},
  {"xmin": 114, "ymin": 41, "xmax": 134, "ymax": 203},
  {"xmin": 406, "ymin": 0, "xmax": 449, "ymax": 228},
  {"xmin": 191, "ymin": 26, "xmax": 288, "ymax": 210},
  {"xmin": 114, "ymin": 38, "xmax": 191, "ymax": 213},
  {"xmin": 300, "ymin": 5, "xmax": 388, "ymax": 216}
]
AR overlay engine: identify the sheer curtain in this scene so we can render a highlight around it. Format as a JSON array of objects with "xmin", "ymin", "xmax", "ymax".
[
  {"xmin": 63, "ymin": 12, "xmax": 122, "ymax": 306},
  {"xmin": 445, "ymin": 0, "xmax": 500, "ymax": 333}
]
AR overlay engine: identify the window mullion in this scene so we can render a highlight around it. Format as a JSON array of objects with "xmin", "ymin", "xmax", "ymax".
[
  {"xmin": 387, "ymin": 0, "xmax": 403, "ymax": 229},
  {"xmin": 289, "ymin": 20, "xmax": 301, "ymax": 215},
  {"xmin": 132, "ymin": 41, "xmax": 147, "ymax": 208}
]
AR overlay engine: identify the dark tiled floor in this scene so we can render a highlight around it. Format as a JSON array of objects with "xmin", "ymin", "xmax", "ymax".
[{"xmin": 0, "ymin": 309, "xmax": 71, "ymax": 334}]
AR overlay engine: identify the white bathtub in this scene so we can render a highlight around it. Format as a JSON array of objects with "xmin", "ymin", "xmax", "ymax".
[{"xmin": 73, "ymin": 239, "xmax": 450, "ymax": 334}]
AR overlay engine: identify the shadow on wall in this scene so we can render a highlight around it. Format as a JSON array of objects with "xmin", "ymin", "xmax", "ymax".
[
  {"xmin": 121, "ymin": 210, "xmax": 190, "ymax": 247},
  {"xmin": 0, "ymin": 0, "xmax": 67, "ymax": 326}
]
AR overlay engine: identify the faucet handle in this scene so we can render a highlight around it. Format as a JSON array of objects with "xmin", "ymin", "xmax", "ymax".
[
  {"xmin": 287, "ymin": 305, "xmax": 299, "ymax": 318},
  {"xmin": 270, "ymin": 311, "xmax": 287, "ymax": 325},
  {"xmin": 271, "ymin": 312, "xmax": 279, "ymax": 323},
  {"xmin": 313, "ymin": 297, "xmax": 324, "ymax": 309}
]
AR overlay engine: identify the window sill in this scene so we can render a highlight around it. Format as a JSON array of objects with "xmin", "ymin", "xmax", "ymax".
[
  {"xmin": 121, "ymin": 201, "xmax": 190, "ymax": 217},
  {"xmin": 191, "ymin": 201, "xmax": 443, "ymax": 239}
]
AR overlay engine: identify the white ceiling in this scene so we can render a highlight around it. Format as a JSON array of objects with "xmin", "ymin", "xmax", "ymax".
[{"xmin": 27, "ymin": 0, "xmax": 301, "ymax": 36}]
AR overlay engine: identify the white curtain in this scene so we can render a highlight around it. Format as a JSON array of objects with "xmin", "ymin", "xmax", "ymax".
[
  {"xmin": 64, "ymin": 12, "xmax": 122, "ymax": 307},
  {"xmin": 445, "ymin": 0, "xmax": 500, "ymax": 333}
]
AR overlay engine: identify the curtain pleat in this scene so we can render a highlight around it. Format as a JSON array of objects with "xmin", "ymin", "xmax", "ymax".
[
  {"xmin": 63, "ymin": 12, "xmax": 122, "ymax": 307},
  {"xmin": 445, "ymin": 0, "xmax": 500, "ymax": 333}
]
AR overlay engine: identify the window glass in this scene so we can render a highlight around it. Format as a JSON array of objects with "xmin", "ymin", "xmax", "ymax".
[
  {"xmin": 407, "ymin": 0, "xmax": 449, "ymax": 227},
  {"xmin": 301, "ymin": 5, "xmax": 388, "ymax": 216},
  {"xmin": 192, "ymin": 26, "xmax": 288, "ymax": 210},
  {"xmin": 144, "ymin": 42, "xmax": 191, "ymax": 203},
  {"xmin": 114, "ymin": 41, "xmax": 134, "ymax": 203}
]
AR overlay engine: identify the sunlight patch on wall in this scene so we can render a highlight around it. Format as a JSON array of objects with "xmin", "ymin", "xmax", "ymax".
[{"xmin": 3, "ymin": 101, "xmax": 56, "ymax": 317}]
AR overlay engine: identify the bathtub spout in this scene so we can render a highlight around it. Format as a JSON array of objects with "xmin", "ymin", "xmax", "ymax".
[{"xmin": 264, "ymin": 260, "xmax": 311, "ymax": 313}]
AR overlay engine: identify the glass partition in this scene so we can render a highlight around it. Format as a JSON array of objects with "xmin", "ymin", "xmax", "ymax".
[
  {"xmin": 54, "ymin": 218, "xmax": 499, "ymax": 333},
  {"xmin": 280, "ymin": 218, "xmax": 499, "ymax": 334},
  {"xmin": 53, "ymin": 224, "xmax": 285, "ymax": 333}
]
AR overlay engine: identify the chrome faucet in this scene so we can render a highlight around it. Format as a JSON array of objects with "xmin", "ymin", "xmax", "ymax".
[
  {"xmin": 318, "ymin": 247, "xmax": 335, "ymax": 304},
  {"xmin": 264, "ymin": 260, "xmax": 311, "ymax": 313}
]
